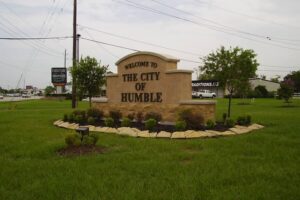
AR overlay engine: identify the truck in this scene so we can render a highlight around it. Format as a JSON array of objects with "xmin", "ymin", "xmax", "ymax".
[{"xmin": 192, "ymin": 90, "xmax": 216, "ymax": 98}]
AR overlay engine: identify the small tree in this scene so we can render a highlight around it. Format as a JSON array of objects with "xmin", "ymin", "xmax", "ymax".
[
  {"xmin": 277, "ymin": 83, "xmax": 293, "ymax": 103},
  {"xmin": 71, "ymin": 56, "xmax": 108, "ymax": 107},
  {"xmin": 44, "ymin": 86, "xmax": 55, "ymax": 96},
  {"xmin": 200, "ymin": 46, "xmax": 258, "ymax": 117}
]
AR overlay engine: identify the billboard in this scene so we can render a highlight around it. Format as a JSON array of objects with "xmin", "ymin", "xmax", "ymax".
[{"xmin": 51, "ymin": 68, "xmax": 67, "ymax": 85}]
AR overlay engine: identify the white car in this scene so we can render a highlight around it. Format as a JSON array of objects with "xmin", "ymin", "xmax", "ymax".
[
  {"xmin": 192, "ymin": 90, "xmax": 216, "ymax": 98},
  {"xmin": 0, "ymin": 94, "xmax": 3, "ymax": 99}
]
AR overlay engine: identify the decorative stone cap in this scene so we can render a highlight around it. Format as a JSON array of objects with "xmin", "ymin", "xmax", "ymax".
[
  {"xmin": 115, "ymin": 51, "xmax": 180, "ymax": 65},
  {"xmin": 165, "ymin": 69, "xmax": 193, "ymax": 74},
  {"xmin": 106, "ymin": 73, "xmax": 118, "ymax": 77},
  {"xmin": 179, "ymin": 100, "xmax": 216, "ymax": 105},
  {"xmin": 91, "ymin": 97, "xmax": 108, "ymax": 103}
]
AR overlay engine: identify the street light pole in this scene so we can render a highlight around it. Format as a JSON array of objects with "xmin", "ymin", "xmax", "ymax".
[{"xmin": 71, "ymin": 0, "xmax": 77, "ymax": 108}]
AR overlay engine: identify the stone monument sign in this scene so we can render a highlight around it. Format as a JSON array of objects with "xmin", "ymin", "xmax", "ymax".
[{"xmin": 93, "ymin": 51, "xmax": 215, "ymax": 122}]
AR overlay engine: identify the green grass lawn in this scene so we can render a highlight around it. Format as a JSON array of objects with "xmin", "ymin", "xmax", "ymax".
[{"xmin": 0, "ymin": 98, "xmax": 299, "ymax": 200}]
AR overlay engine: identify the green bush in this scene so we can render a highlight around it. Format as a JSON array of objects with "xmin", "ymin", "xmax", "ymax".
[
  {"xmin": 87, "ymin": 108, "xmax": 103, "ymax": 121},
  {"xmin": 127, "ymin": 113, "xmax": 135, "ymax": 121},
  {"xmin": 82, "ymin": 134, "xmax": 98, "ymax": 146},
  {"xmin": 206, "ymin": 120, "xmax": 216, "ymax": 129},
  {"xmin": 89, "ymin": 132, "xmax": 99, "ymax": 145},
  {"xmin": 121, "ymin": 117, "xmax": 132, "ymax": 127},
  {"xmin": 104, "ymin": 117, "xmax": 114, "ymax": 127},
  {"xmin": 63, "ymin": 114, "xmax": 68, "ymax": 122},
  {"xmin": 225, "ymin": 118, "xmax": 235, "ymax": 128},
  {"xmin": 145, "ymin": 112, "xmax": 162, "ymax": 122},
  {"xmin": 72, "ymin": 110, "xmax": 87, "ymax": 124},
  {"xmin": 109, "ymin": 110, "xmax": 122, "ymax": 123},
  {"xmin": 175, "ymin": 120, "xmax": 187, "ymax": 131},
  {"xmin": 145, "ymin": 118, "xmax": 157, "ymax": 132},
  {"xmin": 136, "ymin": 112, "xmax": 144, "ymax": 123},
  {"xmin": 237, "ymin": 115, "xmax": 252, "ymax": 126},
  {"xmin": 87, "ymin": 117, "xmax": 96, "ymax": 125},
  {"xmin": 65, "ymin": 133, "xmax": 81, "ymax": 147},
  {"xmin": 68, "ymin": 113, "xmax": 75, "ymax": 123},
  {"xmin": 178, "ymin": 109, "xmax": 204, "ymax": 130}
]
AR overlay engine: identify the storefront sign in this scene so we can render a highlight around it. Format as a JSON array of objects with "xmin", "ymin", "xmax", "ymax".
[{"xmin": 51, "ymin": 68, "xmax": 67, "ymax": 85}]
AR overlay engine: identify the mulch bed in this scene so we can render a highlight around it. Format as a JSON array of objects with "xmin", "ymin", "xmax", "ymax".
[{"xmin": 57, "ymin": 145, "xmax": 106, "ymax": 156}]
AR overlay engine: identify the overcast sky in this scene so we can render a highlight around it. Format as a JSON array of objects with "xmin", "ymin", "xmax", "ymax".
[{"xmin": 0, "ymin": 0, "xmax": 300, "ymax": 89}]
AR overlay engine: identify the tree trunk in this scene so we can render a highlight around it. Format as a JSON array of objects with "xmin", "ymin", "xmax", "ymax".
[
  {"xmin": 227, "ymin": 93, "xmax": 232, "ymax": 118},
  {"xmin": 89, "ymin": 96, "xmax": 92, "ymax": 108}
]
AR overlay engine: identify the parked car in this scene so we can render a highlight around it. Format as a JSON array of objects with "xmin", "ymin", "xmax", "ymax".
[
  {"xmin": 0, "ymin": 94, "xmax": 4, "ymax": 99},
  {"xmin": 22, "ymin": 94, "xmax": 31, "ymax": 98},
  {"xmin": 192, "ymin": 90, "xmax": 216, "ymax": 98}
]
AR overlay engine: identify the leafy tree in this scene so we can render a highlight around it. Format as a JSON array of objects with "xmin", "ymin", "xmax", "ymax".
[
  {"xmin": 270, "ymin": 75, "xmax": 280, "ymax": 83},
  {"xmin": 284, "ymin": 71, "xmax": 300, "ymax": 93},
  {"xmin": 277, "ymin": 83, "xmax": 293, "ymax": 103},
  {"xmin": 254, "ymin": 85, "xmax": 269, "ymax": 98},
  {"xmin": 44, "ymin": 86, "xmax": 55, "ymax": 96},
  {"xmin": 200, "ymin": 46, "xmax": 258, "ymax": 117},
  {"xmin": 71, "ymin": 56, "xmax": 108, "ymax": 107}
]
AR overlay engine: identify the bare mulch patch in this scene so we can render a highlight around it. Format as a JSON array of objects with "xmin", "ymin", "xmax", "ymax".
[{"xmin": 58, "ymin": 145, "xmax": 107, "ymax": 156}]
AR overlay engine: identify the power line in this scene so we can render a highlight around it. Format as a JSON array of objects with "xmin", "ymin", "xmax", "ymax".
[
  {"xmin": 113, "ymin": 0, "xmax": 300, "ymax": 51},
  {"xmin": 78, "ymin": 24, "xmax": 203, "ymax": 57},
  {"xmin": 0, "ymin": 36, "xmax": 73, "ymax": 40},
  {"xmin": 193, "ymin": 0, "xmax": 300, "ymax": 31}
]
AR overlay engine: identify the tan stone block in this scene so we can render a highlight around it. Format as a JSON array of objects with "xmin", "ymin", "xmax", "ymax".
[
  {"xmin": 217, "ymin": 130, "xmax": 236, "ymax": 136},
  {"xmin": 137, "ymin": 130, "xmax": 150, "ymax": 138},
  {"xmin": 88, "ymin": 125, "xmax": 96, "ymax": 132},
  {"xmin": 157, "ymin": 131, "xmax": 171, "ymax": 138},
  {"xmin": 149, "ymin": 132, "xmax": 157, "ymax": 138},
  {"xmin": 67, "ymin": 123, "xmax": 79, "ymax": 130},
  {"xmin": 117, "ymin": 127, "xmax": 138, "ymax": 137},
  {"xmin": 185, "ymin": 131, "xmax": 204, "ymax": 138},
  {"xmin": 204, "ymin": 130, "xmax": 219, "ymax": 137},
  {"xmin": 171, "ymin": 131, "xmax": 186, "ymax": 139},
  {"xmin": 58, "ymin": 122, "xmax": 70, "ymax": 128},
  {"xmin": 53, "ymin": 120, "xmax": 63, "ymax": 126},
  {"xmin": 101, "ymin": 127, "xmax": 118, "ymax": 134},
  {"xmin": 248, "ymin": 123, "xmax": 264, "ymax": 130},
  {"xmin": 230, "ymin": 126, "xmax": 250, "ymax": 134}
]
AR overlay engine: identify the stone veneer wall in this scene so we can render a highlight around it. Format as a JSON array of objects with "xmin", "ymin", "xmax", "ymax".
[{"xmin": 92, "ymin": 100, "xmax": 216, "ymax": 123}]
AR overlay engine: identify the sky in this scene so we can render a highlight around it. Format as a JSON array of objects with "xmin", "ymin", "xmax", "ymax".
[{"xmin": 0, "ymin": 0, "xmax": 300, "ymax": 89}]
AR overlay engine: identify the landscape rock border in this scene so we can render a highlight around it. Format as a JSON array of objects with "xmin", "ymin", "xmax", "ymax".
[{"xmin": 53, "ymin": 120, "xmax": 264, "ymax": 139}]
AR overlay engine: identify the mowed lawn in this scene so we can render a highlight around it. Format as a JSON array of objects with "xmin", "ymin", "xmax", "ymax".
[{"xmin": 0, "ymin": 98, "xmax": 299, "ymax": 200}]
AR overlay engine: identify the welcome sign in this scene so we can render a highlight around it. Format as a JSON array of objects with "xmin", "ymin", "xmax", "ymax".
[
  {"xmin": 106, "ymin": 52, "xmax": 192, "ymax": 104},
  {"xmin": 93, "ymin": 51, "xmax": 216, "ymax": 122}
]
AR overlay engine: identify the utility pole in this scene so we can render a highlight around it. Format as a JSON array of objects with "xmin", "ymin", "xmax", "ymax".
[{"xmin": 71, "ymin": 0, "xmax": 77, "ymax": 108}]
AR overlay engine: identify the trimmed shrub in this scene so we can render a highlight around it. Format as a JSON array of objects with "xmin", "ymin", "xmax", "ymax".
[
  {"xmin": 104, "ymin": 117, "xmax": 114, "ymax": 127},
  {"xmin": 145, "ymin": 112, "xmax": 162, "ymax": 122},
  {"xmin": 63, "ymin": 114, "xmax": 68, "ymax": 122},
  {"xmin": 68, "ymin": 113, "xmax": 75, "ymax": 123},
  {"xmin": 121, "ymin": 117, "xmax": 132, "ymax": 127},
  {"xmin": 65, "ymin": 133, "xmax": 81, "ymax": 147},
  {"xmin": 145, "ymin": 118, "xmax": 157, "ymax": 132},
  {"xmin": 87, "ymin": 108, "xmax": 103, "ymax": 121},
  {"xmin": 136, "ymin": 112, "xmax": 144, "ymax": 123},
  {"xmin": 87, "ymin": 117, "xmax": 96, "ymax": 125},
  {"xmin": 237, "ymin": 115, "xmax": 252, "ymax": 126},
  {"xmin": 175, "ymin": 120, "xmax": 187, "ymax": 131},
  {"xmin": 225, "ymin": 118, "xmax": 235, "ymax": 128},
  {"xmin": 206, "ymin": 120, "xmax": 216, "ymax": 129},
  {"xmin": 127, "ymin": 113, "xmax": 135, "ymax": 121},
  {"xmin": 178, "ymin": 109, "xmax": 204, "ymax": 130},
  {"xmin": 89, "ymin": 132, "xmax": 99, "ymax": 145},
  {"xmin": 109, "ymin": 110, "xmax": 122, "ymax": 123},
  {"xmin": 72, "ymin": 110, "xmax": 87, "ymax": 124},
  {"xmin": 82, "ymin": 134, "xmax": 98, "ymax": 146}
]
